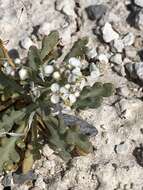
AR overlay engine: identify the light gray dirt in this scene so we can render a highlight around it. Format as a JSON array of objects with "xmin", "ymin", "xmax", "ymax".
[{"xmin": 0, "ymin": 0, "xmax": 143, "ymax": 190}]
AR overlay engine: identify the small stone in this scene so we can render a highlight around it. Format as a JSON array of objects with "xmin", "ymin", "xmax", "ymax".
[
  {"xmin": 125, "ymin": 63, "xmax": 137, "ymax": 79},
  {"xmin": 85, "ymin": 4, "xmax": 107, "ymax": 21},
  {"xmin": 89, "ymin": 62, "xmax": 98, "ymax": 72},
  {"xmin": 134, "ymin": 62, "xmax": 143, "ymax": 81},
  {"xmin": 116, "ymin": 142, "xmax": 129, "ymax": 154},
  {"xmin": 113, "ymin": 39, "xmax": 124, "ymax": 53},
  {"xmin": 39, "ymin": 22, "xmax": 53, "ymax": 35},
  {"xmin": 134, "ymin": 0, "xmax": 143, "ymax": 8},
  {"xmin": 125, "ymin": 46, "xmax": 137, "ymax": 60},
  {"xmin": 87, "ymin": 65, "xmax": 100, "ymax": 85},
  {"xmin": 43, "ymin": 144, "xmax": 54, "ymax": 158},
  {"xmin": 135, "ymin": 9, "xmax": 143, "ymax": 30},
  {"xmin": 116, "ymin": 86, "xmax": 130, "ymax": 97},
  {"xmin": 87, "ymin": 48, "xmax": 97, "ymax": 59},
  {"xmin": 30, "ymin": 187, "xmax": 41, "ymax": 190},
  {"xmin": 102, "ymin": 22, "xmax": 119, "ymax": 43},
  {"xmin": 97, "ymin": 53, "xmax": 109, "ymax": 64},
  {"xmin": 122, "ymin": 32, "xmax": 135, "ymax": 46},
  {"xmin": 110, "ymin": 53, "xmax": 122, "ymax": 65},
  {"xmin": 20, "ymin": 37, "xmax": 34, "ymax": 50}
]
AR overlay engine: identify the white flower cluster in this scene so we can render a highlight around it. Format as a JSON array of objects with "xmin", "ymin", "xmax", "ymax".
[
  {"xmin": 41, "ymin": 57, "xmax": 101, "ymax": 111},
  {"xmin": 3, "ymin": 55, "xmax": 100, "ymax": 112}
]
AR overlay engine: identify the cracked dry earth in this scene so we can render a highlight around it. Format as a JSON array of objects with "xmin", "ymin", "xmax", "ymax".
[{"xmin": 1, "ymin": 0, "xmax": 143, "ymax": 189}]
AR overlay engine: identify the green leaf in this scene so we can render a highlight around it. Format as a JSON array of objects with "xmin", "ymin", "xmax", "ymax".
[
  {"xmin": 74, "ymin": 82, "xmax": 114, "ymax": 109},
  {"xmin": 40, "ymin": 31, "xmax": 59, "ymax": 60},
  {"xmin": 28, "ymin": 46, "xmax": 42, "ymax": 71},
  {"xmin": 43, "ymin": 115, "xmax": 93, "ymax": 161},
  {"xmin": 64, "ymin": 37, "xmax": 88, "ymax": 62},
  {"xmin": 0, "ymin": 72, "xmax": 23, "ymax": 93},
  {"xmin": 0, "ymin": 122, "xmax": 26, "ymax": 172},
  {"xmin": 0, "ymin": 107, "xmax": 27, "ymax": 132},
  {"xmin": 44, "ymin": 116, "xmax": 72, "ymax": 162}
]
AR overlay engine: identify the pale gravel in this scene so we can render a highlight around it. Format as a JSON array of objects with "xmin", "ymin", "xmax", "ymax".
[{"xmin": 0, "ymin": 0, "xmax": 143, "ymax": 190}]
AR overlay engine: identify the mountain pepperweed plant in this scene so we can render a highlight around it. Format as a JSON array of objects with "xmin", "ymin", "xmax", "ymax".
[{"xmin": 0, "ymin": 31, "xmax": 114, "ymax": 174}]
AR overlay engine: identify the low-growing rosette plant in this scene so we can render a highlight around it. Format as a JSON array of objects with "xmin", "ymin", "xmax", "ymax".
[{"xmin": 0, "ymin": 31, "xmax": 114, "ymax": 175}]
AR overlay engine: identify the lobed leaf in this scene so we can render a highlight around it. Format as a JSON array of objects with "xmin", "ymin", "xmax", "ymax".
[
  {"xmin": 74, "ymin": 82, "xmax": 114, "ymax": 109},
  {"xmin": 40, "ymin": 30, "xmax": 59, "ymax": 60}
]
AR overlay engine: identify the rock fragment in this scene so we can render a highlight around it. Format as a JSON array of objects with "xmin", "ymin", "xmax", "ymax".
[
  {"xmin": 125, "ymin": 46, "xmax": 137, "ymax": 60},
  {"xmin": 102, "ymin": 22, "xmax": 119, "ymax": 43},
  {"xmin": 113, "ymin": 38, "xmax": 124, "ymax": 52},
  {"xmin": 110, "ymin": 53, "xmax": 122, "ymax": 65},
  {"xmin": 133, "ymin": 145, "xmax": 143, "ymax": 167},
  {"xmin": 135, "ymin": 9, "xmax": 143, "ymax": 30},
  {"xmin": 20, "ymin": 37, "xmax": 34, "ymax": 50},
  {"xmin": 134, "ymin": 0, "xmax": 143, "ymax": 8},
  {"xmin": 122, "ymin": 32, "xmax": 135, "ymax": 46},
  {"xmin": 85, "ymin": 4, "xmax": 107, "ymax": 21}
]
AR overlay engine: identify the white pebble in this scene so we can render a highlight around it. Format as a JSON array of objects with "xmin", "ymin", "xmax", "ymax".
[
  {"xmin": 87, "ymin": 48, "xmax": 97, "ymax": 59},
  {"xmin": 113, "ymin": 39, "xmax": 124, "ymax": 52},
  {"xmin": 52, "ymin": 71, "xmax": 60, "ymax": 80},
  {"xmin": 43, "ymin": 65, "xmax": 54, "ymax": 76},
  {"xmin": 21, "ymin": 37, "xmax": 34, "ymax": 50},
  {"xmin": 134, "ymin": 0, "xmax": 143, "ymax": 7},
  {"xmin": 39, "ymin": 22, "xmax": 52, "ymax": 35},
  {"xmin": 122, "ymin": 32, "xmax": 135, "ymax": 47},
  {"xmin": 50, "ymin": 94, "xmax": 60, "ymax": 104},
  {"xmin": 110, "ymin": 54, "xmax": 122, "ymax": 65},
  {"xmin": 98, "ymin": 54, "xmax": 108, "ymax": 64},
  {"xmin": 19, "ymin": 68, "xmax": 28, "ymax": 80},
  {"xmin": 50, "ymin": 83, "xmax": 60, "ymax": 93},
  {"xmin": 69, "ymin": 94, "xmax": 77, "ymax": 104},
  {"xmin": 102, "ymin": 22, "xmax": 119, "ymax": 43},
  {"xmin": 68, "ymin": 57, "xmax": 82, "ymax": 68}
]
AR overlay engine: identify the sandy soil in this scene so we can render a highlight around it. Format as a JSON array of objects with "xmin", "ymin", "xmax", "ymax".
[{"xmin": 0, "ymin": 0, "xmax": 143, "ymax": 189}]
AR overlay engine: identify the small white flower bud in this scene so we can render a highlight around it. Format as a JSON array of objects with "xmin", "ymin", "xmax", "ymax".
[
  {"xmin": 60, "ymin": 87, "xmax": 68, "ymax": 94},
  {"xmin": 52, "ymin": 71, "xmax": 60, "ymax": 80},
  {"xmin": 19, "ymin": 68, "xmax": 28, "ymax": 80},
  {"xmin": 74, "ymin": 91, "xmax": 80, "ymax": 97},
  {"xmin": 14, "ymin": 58, "xmax": 21, "ymax": 65},
  {"xmin": 51, "ymin": 83, "xmax": 60, "ymax": 93},
  {"xmin": 43, "ymin": 65, "xmax": 54, "ymax": 76},
  {"xmin": 50, "ymin": 94, "xmax": 60, "ymax": 104},
  {"xmin": 68, "ymin": 57, "xmax": 82, "ymax": 68},
  {"xmin": 65, "ymin": 84, "xmax": 71, "ymax": 90},
  {"xmin": 69, "ymin": 94, "xmax": 77, "ymax": 104},
  {"xmin": 72, "ymin": 68, "xmax": 82, "ymax": 76}
]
